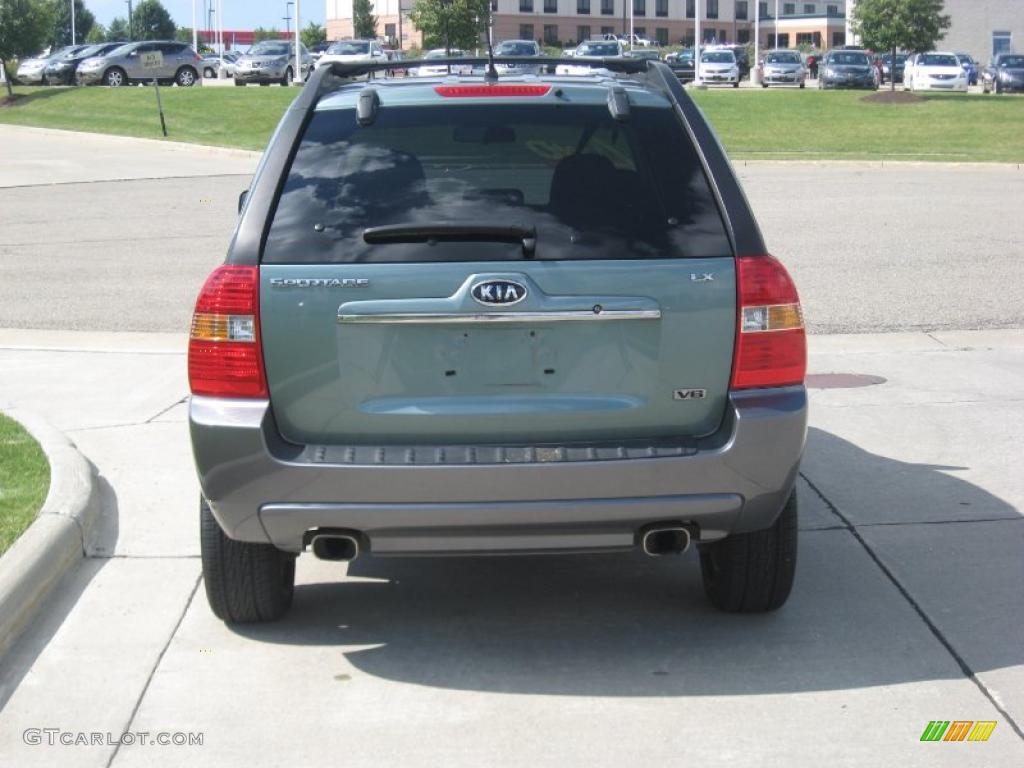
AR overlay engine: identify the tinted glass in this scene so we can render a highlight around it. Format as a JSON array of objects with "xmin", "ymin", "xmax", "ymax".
[
  {"xmin": 920, "ymin": 54, "xmax": 959, "ymax": 67},
  {"xmin": 328, "ymin": 41, "xmax": 370, "ymax": 54},
  {"xmin": 495, "ymin": 42, "xmax": 539, "ymax": 56},
  {"xmin": 999, "ymin": 55, "xmax": 1024, "ymax": 67},
  {"xmin": 765, "ymin": 52, "xmax": 800, "ymax": 63},
  {"xmin": 702, "ymin": 52, "xmax": 734, "ymax": 63},
  {"xmin": 576, "ymin": 42, "xmax": 620, "ymax": 56},
  {"xmin": 249, "ymin": 41, "xmax": 290, "ymax": 56},
  {"xmin": 829, "ymin": 52, "xmax": 869, "ymax": 65},
  {"xmin": 263, "ymin": 105, "xmax": 731, "ymax": 264}
]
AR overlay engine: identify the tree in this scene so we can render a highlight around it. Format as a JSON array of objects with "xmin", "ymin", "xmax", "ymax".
[
  {"xmin": 300, "ymin": 21, "xmax": 326, "ymax": 49},
  {"xmin": 176, "ymin": 26, "xmax": 194, "ymax": 44},
  {"xmin": 252, "ymin": 27, "xmax": 281, "ymax": 43},
  {"xmin": 850, "ymin": 0, "xmax": 951, "ymax": 91},
  {"xmin": 410, "ymin": 0, "xmax": 490, "ymax": 52},
  {"xmin": 0, "ymin": 0, "xmax": 55, "ymax": 96},
  {"xmin": 132, "ymin": 0, "xmax": 176, "ymax": 41},
  {"xmin": 353, "ymin": 0, "xmax": 377, "ymax": 40},
  {"xmin": 48, "ymin": 0, "xmax": 95, "ymax": 47},
  {"xmin": 106, "ymin": 16, "xmax": 130, "ymax": 41},
  {"xmin": 85, "ymin": 23, "xmax": 106, "ymax": 43}
]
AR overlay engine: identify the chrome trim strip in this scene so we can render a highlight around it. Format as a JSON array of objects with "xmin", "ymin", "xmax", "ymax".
[{"xmin": 337, "ymin": 309, "xmax": 662, "ymax": 324}]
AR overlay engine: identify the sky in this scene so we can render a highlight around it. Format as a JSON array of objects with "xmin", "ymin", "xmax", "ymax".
[{"xmin": 88, "ymin": 0, "xmax": 327, "ymax": 32}]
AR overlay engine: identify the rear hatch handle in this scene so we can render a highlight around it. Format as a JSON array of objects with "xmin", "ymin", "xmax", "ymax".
[{"xmin": 363, "ymin": 223, "xmax": 537, "ymax": 258}]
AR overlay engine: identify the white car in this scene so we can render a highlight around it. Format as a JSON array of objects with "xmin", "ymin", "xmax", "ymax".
[
  {"xmin": 555, "ymin": 40, "xmax": 624, "ymax": 75},
  {"xmin": 411, "ymin": 48, "xmax": 471, "ymax": 77},
  {"xmin": 699, "ymin": 49, "xmax": 740, "ymax": 87},
  {"xmin": 905, "ymin": 51, "xmax": 968, "ymax": 92},
  {"xmin": 621, "ymin": 34, "xmax": 653, "ymax": 48},
  {"xmin": 315, "ymin": 39, "xmax": 387, "ymax": 70}
]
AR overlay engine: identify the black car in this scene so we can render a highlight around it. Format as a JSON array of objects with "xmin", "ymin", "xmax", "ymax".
[
  {"xmin": 42, "ymin": 42, "xmax": 121, "ymax": 85},
  {"xmin": 818, "ymin": 49, "xmax": 877, "ymax": 90},
  {"xmin": 878, "ymin": 53, "xmax": 907, "ymax": 85},
  {"xmin": 982, "ymin": 53, "xmax": 1024, "ymax": 94},
  {"xmin": 717, "ymin": 44, "xmax": 751, "ymax": 80},
  {"xmin": 665, "ymin": 49, "xmax": 696, "ymax": 82}
]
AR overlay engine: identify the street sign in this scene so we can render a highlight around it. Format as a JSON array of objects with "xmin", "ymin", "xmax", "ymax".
[{"xmin": 141, "ymin": 51, "xmax": 164, "ymax": 69}]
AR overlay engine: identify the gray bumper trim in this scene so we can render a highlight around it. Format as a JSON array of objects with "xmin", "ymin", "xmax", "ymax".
[{"xmin": 190, "ymin": 386, "xmax": 807, "ymax": 553}]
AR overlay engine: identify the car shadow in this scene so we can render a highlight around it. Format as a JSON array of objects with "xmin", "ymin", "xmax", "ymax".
[
  {"xmin": 230, "ymin": 427, "xmax": 1021, "ymax": 697},
  {"xmin": 2, "ymin": 86, "xmax": 76, "ymax": 107}
]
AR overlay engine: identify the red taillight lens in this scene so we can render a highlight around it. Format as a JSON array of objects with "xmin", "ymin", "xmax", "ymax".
[
  {"xmin": 730, "ymin": 255, "xmax": 806, "ymax": 390},
  {"xmin": 434, "ymin": 84, "xmax": 552, "ymax": 98},
  {"xmin": 188, "ymin": 265, "xmax": 268, "ymax": 398}
]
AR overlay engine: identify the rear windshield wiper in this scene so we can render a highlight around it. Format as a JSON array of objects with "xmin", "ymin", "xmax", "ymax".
[{"xmin": 363, "ymin": 223, "xmax": 537, "ymax": 258}]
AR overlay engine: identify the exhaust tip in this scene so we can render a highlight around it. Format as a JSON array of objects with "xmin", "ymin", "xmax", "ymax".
[
  {"xmin": 641, "ymin": 526, "xmax": 691, "ymax": 557},
  {"xmin": 311, "ymin": 534, "xmax": 360, "ymax": 562}
]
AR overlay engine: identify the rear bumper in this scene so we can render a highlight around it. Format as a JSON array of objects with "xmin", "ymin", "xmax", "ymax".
[{"xmin": 190, "ymin": 387, "xmax": 808, "ymax": 555}]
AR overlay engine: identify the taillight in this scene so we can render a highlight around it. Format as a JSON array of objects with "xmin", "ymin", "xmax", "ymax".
[
  {"xmin": 188, "ymin": 265, "xmax": 268, "ymax": 398},
  {"xmin": 434, "ymin": 84, "xmax": 552, "ymax": 98},
  {"xmin": 730, "ymin": 255, "xmax": 806, "ymax": 390}
]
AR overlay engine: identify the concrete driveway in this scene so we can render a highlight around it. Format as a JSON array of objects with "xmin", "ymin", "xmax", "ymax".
[{"xmin": 0, "ymin": 126, "xmax": 1021, "ymax": 767}]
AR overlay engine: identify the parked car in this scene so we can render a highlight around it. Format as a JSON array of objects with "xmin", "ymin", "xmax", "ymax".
[
  {"xmin": 410, "ymin": 48, "xmax": 471, "ymax": 77},
  {"xmin": 698, "ymin": 48, "xmax": 740, "ymax": 87},
  {"xmin": 955, "ymin": 52, "xmax": 978, "ymax": 85},
  {"xmin": 759, "ymin": 49, "xmax": 806, "ymax": 88},
  {"xmin": 234, "ymin": 40, "xmax": 313, "ymax": 86},
  {"xmin": 308, "ymin": 41, "xmax": 332, "ymax": 64},
  {"xmin": 555, "ymin": 40, "xmax": 624, "ymax": 74},
  {"xmin": 189, "ymin": 55, "xmax": 807, "ymax": 623},
  {"xmin": 315, "ymin": 39, "xmax": 387, "ymax": 70},
  {"xmin": 665, "ymin": 49, "xmax": 696, "ymax": 83},
  {"xmin": 905, "ymin": 51, "xmax": 968, "ymax": 92},
  {"xmin": 626, "ymin": 49, "xmax": 661, "ymax": 62},
  {"xmin": 982, "ymin": 52, "xmax": 1024, "ymax": 94},
  {"xmin": 493, "ymin": 40, "xmax": 543, "ymax": 75},
  {"xmin": 877, "ymin": 52, "xmax": 907, "ymax": 84},
  {"xmin": 713, "ymin": 44, "xmax": 751, "ymax": 80},
  {"xmin": 200, "ymin": 51, "xmax": 239, "ymax": 79},
  {"xmin": 817, "ymin": 49, "xmax": 877, "ymax": 90},
  {"xmin": 16, "ymin": 45, "xmax": 90, "ymax": 85},
  {"xmin": 76, "ymin": 41, "xmax": 202, "ymax": 86},
  {"xmin": 621, "ymin": 33, "xmax": 653, "ymax": 48},
  {"xmin": 42, "ymin": 43, "xmax": 120, "ymax": 84}
]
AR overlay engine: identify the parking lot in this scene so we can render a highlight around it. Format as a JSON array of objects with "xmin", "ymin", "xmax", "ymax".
[{"xmin": 0, "ymin": 125, "xmax": 1022, "ymax": 766}]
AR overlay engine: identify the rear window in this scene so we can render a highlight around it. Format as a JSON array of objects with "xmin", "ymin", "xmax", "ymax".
[
  {"xmin": 262, "ymin": 104, "xmax": 731, "ymax": 264},
  {"xmin": 920, "ymin": 54, "xmax": 959, "ymax": 67}
]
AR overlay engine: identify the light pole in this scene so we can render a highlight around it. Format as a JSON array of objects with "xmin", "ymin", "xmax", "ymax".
[
  {"xmin": 71, "ymin": 0, "xmax": 76, "ymax": 45},
  {"xmin": 774, "ymin": 0, "xmax": 779, "ymax": 48},
  {"xmin": 753, "ymin": 0, "xmax": 759, "ymax": 80},
  {"xmin": 284, "ymin": 1, "xmax": 294, "ymax": 35},
  {"xmin": 192, "ymin": 0, "xmax": 198, "ymax": 52},
  {"xmin": 126, "ymin": 0, "xmax": 133, "ymax": 41},
  {"xmin": 694, "ymin": 0, "xmax": 701, "ymax": 82},
  {"xmin": 293, "ymin": 0, "xmax": 302, "ymax": 84}
]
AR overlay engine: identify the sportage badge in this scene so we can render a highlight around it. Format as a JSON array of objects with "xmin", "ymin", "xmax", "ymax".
[{"xmin": 471, "ymin": 280, "xmax": 527, "ymax": 306}]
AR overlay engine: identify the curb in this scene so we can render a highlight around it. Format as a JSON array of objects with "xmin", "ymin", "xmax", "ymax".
[{"xmin": 0, "ymin": 409, "xmax": 100, "ymax": 658}]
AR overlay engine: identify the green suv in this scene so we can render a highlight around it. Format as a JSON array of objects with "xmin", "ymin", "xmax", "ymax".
[{"xmin": 189, "ymin": 57, "xmax": 808, "ymax": 622}]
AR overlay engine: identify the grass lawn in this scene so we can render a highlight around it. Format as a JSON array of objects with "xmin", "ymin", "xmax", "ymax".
[
  {"xmin": 0, "ymin": 414, "xmax": 50, "ymax": 556},
  {"xmin": 1, "ymin": 84, "xmax": 1022, "ymax": 161}
]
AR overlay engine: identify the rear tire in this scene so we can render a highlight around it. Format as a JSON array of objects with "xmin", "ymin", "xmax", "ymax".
[
  {"xmin": 699, "ymin": 489, "xmax": 797, "ymax": 613},
  {"xmin": 281, "ymin": 66, "xmax": 293, "ymax": 86},
  {"xmin": 103, "ymin": 67, "xmax": 126, "ymax": 87},
  {"xmin": 200, "ymin": 497, "xmax": 295, "ymax": 623},
  {"xmin": 204, "ymin": 66, "xmax": 216, "ymax": 79},
  {"xmin": 175, "ymin": 66, "xmax": 198, "ymax": 87}
]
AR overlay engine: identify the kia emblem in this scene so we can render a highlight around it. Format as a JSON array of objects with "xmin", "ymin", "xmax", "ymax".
[{"xmin": 471, "ymin": 280, "xmax": 527, "ymax": 307}]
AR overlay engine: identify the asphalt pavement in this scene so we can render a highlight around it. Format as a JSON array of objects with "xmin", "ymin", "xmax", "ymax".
[
  {"xmin": 1, "ymin": 125, "xmax": 1022, "ymax": 335},
  {"xmin": 0, "ymin": 125, "xmax": 1022, "ymax": 767}
]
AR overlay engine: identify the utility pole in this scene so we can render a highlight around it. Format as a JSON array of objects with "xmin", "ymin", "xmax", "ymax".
[
  {"xmin": 71, "ymin": 0, "xmax": 76, "ymax": 45},
  {"xmin": 694, "ymin": 0, "xmax": 701, "ymax": 81},
  {"xmin": 192, "ymin": 0, "xmax": 198, "ymax": 51},
  {"xmin": 753, "ymin": 0, "xmax": 759, "ymax": 80},
  {"xmin": 774, "ymin": 0, "xmax": 779, "ymax": 48},
  {"xmin": 285, "ymin": 1, "xmax": 294, "ymax": 35},
  {"xmin": 126, "ymin": 0, "xmax": 133, "ymax": 41}
]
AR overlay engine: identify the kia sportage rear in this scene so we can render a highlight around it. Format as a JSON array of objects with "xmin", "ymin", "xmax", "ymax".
[{"xmin": 189, "ymin": 58, "xmax": 808, "ymax": 623}]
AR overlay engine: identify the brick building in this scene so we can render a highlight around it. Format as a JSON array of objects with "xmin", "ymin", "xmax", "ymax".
[{"xmin": 327, "ymin": 0, "xmax": 850, "ymax": 50}]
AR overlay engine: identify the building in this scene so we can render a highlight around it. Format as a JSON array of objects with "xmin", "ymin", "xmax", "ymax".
[
  {"xmin": 327, "ymin": 0, "xmax": 848, "ymax": 50},
  {"xmin": 847, "ymin": 0, "xmax": 1022, "ymax": 62}
]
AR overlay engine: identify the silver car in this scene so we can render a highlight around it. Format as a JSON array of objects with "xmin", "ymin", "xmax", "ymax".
[
  {"xmin": 201, "ymin": 51, "xmax": 239, "ymax": 79},
  {"xmin": 493, "ymin": 40, "xmax": 542, "ymax": 75},
  {"xmin": 233, "ymin": 40, "xmax": 313, "ymax": 86},
  {"xmin": 760, "ymin": 49, "xmax": 807, "ymax": 88},
  {"xmin": 17, "ymin": 45, "xmax": 90, "ymax": 85},
  {"xmin": 76, "ymin": 41, "xmax": 202, "ymax": 87}
]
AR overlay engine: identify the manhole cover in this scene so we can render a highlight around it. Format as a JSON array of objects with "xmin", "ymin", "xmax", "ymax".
[{"xmin": 806, "ymin": 373, "xmax": 887, "ymax": 389}]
